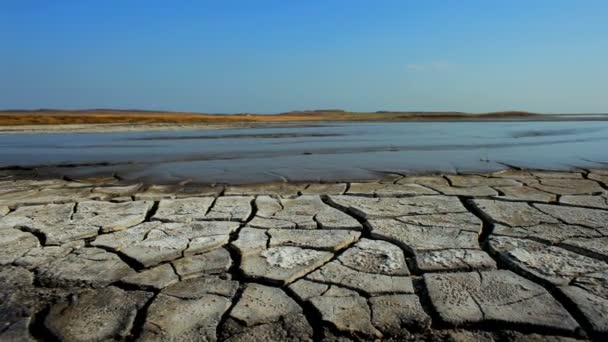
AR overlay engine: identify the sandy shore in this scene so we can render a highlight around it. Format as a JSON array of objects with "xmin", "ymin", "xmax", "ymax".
[
  {"xmin": 2, "ymin": 113, "xmax": 608, "ymax": 134},
  {"xmin": 0, "ymin": 122, "xmax": 274, "ymax": 134},
  {"xmin": 1, "ymin": 169, "xmax": 607, "ymax": 340}
]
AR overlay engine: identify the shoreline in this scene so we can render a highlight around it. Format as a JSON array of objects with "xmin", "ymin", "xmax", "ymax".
[
  {"xmin": 2, "ymin": 165, "xmax": 607, "ymax": 194},
  {"xmin": 3, "ymin": 114, "xmax": 608, "ymax": 134},
  {"xmin": 3, "ymin": 153, "xmax": 608, "ymax": 186}
]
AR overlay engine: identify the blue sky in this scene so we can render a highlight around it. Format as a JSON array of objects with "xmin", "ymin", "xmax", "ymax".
[{"xmin": 1, "ymin": 0, "xmax": 607, "ymax": 113}]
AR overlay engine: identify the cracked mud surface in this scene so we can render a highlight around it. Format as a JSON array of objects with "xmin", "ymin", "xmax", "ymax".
[{"xmin": 1, "ymin": 169, "xmax": 608, "ymax": 341}]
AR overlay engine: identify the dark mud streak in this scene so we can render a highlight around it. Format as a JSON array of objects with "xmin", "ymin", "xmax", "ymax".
[
  {"xmin": 511, "ymin": 127, "xmax": 604, "ymax": 139},
  {"xmin": 143, "ymin": 201, "xmax": 159, "ymax": 222},
  {"xmin": 128, "ymin": 132, "xmax": 345, "ymax": 141}
]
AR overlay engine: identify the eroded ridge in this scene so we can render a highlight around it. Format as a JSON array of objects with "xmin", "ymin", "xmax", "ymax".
[{"xmin": 1, "ymin": 169, "xmax": 607, "ymax": 341}]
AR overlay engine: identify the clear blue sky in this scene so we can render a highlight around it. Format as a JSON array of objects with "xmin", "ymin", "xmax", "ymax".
[{"xmin": 1, "ymin": 0, "xmax": 607, "ymax": 113}]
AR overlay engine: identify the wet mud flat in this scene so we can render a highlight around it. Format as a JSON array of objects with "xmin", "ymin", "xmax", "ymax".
[
  {"xmin": 3, "ymin": 120, "xmax": 608, "ymax": 185},
  {"xmin": 1, "ymin": 168, "xmax": 608, "ymax": 341}
]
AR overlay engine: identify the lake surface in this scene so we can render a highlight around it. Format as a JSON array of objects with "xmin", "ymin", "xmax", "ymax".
[{"xmin": 2, "ymin": 121, "xmax": 608, "ymax": 184}]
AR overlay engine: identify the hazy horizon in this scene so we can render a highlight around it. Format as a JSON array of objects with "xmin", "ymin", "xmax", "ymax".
[
  {"xmin": 2, "ymin": 108, "xmax": 608, "ymax": 116},
  {"xmin": 2, "ymin": 0, "xmax": 607, "ymax": 114}
]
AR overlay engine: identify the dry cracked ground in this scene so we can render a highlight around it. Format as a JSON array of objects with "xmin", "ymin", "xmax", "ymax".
[{"xmin": 1, "ymin": 169, "xmax": 608, "ymax": 341}]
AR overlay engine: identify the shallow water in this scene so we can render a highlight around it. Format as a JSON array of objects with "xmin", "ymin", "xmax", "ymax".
[{"xmin": 1, "ymin": 121, "xmax": 608, "ymax": 183}]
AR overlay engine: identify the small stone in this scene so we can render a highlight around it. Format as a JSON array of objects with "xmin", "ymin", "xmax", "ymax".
[
  {"xmin": 369, "ymin": 294, "xmax": 431, "ymax": 335},
  {"xmin": 171, "ymin": 248, "xmax": 232, "ymax": 279},
  {"xmin": 44, "ymin": 287, "xmax": 151, "ymax": 342},
  {"xmin": 338, "ymin": 238, "xmax": 409, "ymax": 275},
  {"xmin": 415, "ymin": 249, "xmax": 496, "ymax": 272},
  {"xmin": 120, "ymin": 263, "xmax": 179, "ymax": 290},
  {"xmin": 424, "ymin": 270, "xmax": 579, "ymax": 333}
]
